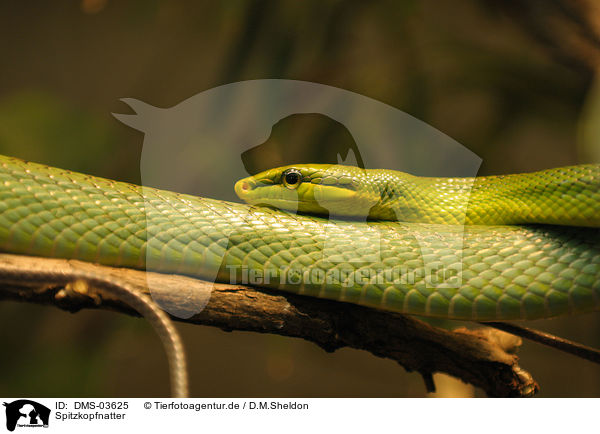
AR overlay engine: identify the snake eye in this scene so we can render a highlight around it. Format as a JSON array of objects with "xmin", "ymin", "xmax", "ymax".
[{"xmin": 282, "ymin": 169, "xmax": 302, "ymax": 189}]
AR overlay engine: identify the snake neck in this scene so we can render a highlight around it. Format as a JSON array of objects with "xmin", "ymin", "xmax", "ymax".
[{"xmin": 366, "ymin": 165, "xmax": 600, "ymax": 227}]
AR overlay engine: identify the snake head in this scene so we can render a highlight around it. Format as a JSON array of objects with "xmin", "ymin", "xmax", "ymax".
[{"xmin": 235, "ymin": 164, "xmax": 380, "ymax": 218}]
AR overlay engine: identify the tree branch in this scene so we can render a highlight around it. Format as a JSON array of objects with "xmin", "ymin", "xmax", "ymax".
[{"xmin": 0, "ymin": 253, "xmax": 538, "ymax": 397}]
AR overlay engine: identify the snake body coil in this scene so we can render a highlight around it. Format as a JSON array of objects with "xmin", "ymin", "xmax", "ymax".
[{"xmin": 0, "ymin": 155, "xmax": 598, "ymax": 320}]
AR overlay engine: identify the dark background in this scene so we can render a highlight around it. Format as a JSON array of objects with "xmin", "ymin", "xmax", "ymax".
[{"xmin": 0, "ymin": 0, "xmax": 599, "ymax": 397}]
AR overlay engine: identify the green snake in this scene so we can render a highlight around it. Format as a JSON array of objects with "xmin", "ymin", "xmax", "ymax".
[{"xmin": 0, "ymin": 155, "xmax": 599, "ymax": 321}]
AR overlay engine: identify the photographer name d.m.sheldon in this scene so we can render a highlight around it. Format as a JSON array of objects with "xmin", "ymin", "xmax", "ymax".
[{"xmin": 247, "ymin": 401, "xmax": 308, "ymax": 410}]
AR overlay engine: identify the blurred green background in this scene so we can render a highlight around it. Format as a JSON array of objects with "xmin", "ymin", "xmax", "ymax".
[{"xmin": 0, "ymin": 0, "xmax": 599, "ymax": 397}]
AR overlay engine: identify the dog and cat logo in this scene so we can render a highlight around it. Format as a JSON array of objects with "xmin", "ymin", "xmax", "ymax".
[{"xmin": 3, "ymin": 400, "xmax": 50, "ymax": 431}]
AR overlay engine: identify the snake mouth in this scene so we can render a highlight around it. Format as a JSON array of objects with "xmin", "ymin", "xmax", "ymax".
[
  {"xmin": 237, "ymin": 192, "xmax": 316, "ymax": 210},
  {"xmin": 235, "ymin": 178, "xmax": 373, "ymax": 219}
]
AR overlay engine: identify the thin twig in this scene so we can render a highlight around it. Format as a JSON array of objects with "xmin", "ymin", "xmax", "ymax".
[
  {"xmin": 0, "ymin": 262, "xmax": 189, "ymax": 397},
  {"xmin": 482, "ymin": 321, "xmax": 600, "ymax": 365}
]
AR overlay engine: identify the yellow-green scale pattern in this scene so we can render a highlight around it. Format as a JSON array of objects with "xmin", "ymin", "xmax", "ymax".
[
  {"xmin": 0, "ymin": 155, "xmax": 598, "ymax": 320},
  {"xmin": 370, "ymin": 166, "xmax": 600, "ymax": 226}
]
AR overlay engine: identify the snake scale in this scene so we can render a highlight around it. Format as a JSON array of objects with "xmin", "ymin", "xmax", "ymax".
[{"xmin": 0, "ymin": 154, "xmax": 598, "ymax": 321}]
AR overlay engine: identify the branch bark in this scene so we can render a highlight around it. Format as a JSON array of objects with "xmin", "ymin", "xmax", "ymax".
[{"xmin": 0, "ymin": 253, "xmax": 538, "ymax": 397}]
